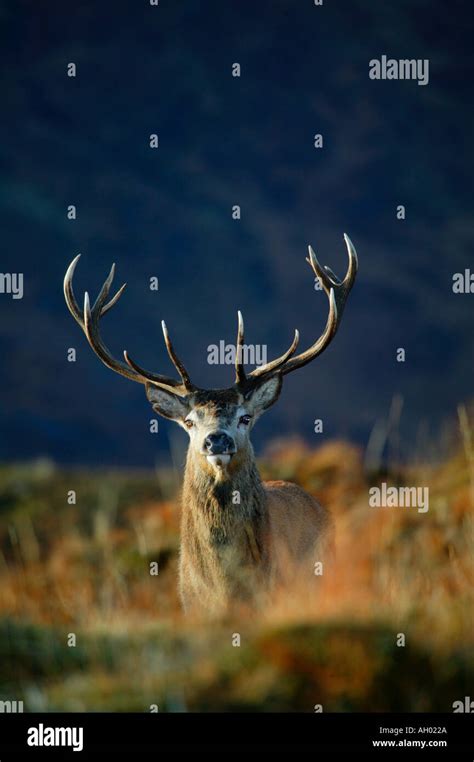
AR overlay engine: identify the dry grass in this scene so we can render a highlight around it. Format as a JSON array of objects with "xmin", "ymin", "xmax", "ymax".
[{"xmin": 0, "ymin": 407, "xmax": 472, "ymax": 711}]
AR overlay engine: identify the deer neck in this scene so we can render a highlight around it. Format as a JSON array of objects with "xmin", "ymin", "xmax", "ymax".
[{"xmin": 181, "ymin": 444, "xmax": 268, "ymax": 575}]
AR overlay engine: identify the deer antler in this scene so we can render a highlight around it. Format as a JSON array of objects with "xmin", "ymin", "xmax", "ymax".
[
  {"xmin": 65, "ymin": 236, "xmax": 357, "ymax": 397},
  {"xmin": 63, "ymin": 255, "xmax": 194, "ymax": 396},
  {"xmin": 242, "ymin": 234, "xmax": 358, "ymax": 382}
]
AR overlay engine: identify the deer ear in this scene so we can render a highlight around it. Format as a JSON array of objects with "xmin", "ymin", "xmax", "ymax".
[
  {"xmin": 145, "ymin": 383, "xmax": 190, "ymax": 421},
  {"xmin": 245, "ymin": 375, "xmax": 282, "ymax": 415}
]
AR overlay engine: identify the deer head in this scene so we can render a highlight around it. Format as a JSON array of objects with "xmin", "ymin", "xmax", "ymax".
[{"xmin": 64, "ymin": 235, "xmax": 357, "ymax": 475}]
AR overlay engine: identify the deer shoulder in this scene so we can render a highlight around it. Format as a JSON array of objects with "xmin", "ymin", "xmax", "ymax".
[{"xmin": 264, "ymin": 480, "xmax": 334, "ymax": 566}]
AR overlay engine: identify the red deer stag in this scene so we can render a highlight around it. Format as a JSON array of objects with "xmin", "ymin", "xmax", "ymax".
[{"xmin": 64, "ymin": 235, "xmax": 358, "ymax": 615}]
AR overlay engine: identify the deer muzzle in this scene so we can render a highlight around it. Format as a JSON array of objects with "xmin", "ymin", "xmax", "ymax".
[{"xmin": 203, "ymin": 432, "xmax": 236, "ymax": 468}]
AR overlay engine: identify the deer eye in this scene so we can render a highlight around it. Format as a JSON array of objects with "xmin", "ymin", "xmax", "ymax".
[
  {"xmin": 239, "ymin": 415, "xmax": 252, "ymax": 426},
  {"xmin": 184, "ymin": 419, "xmax": 194, "ymax": 429}
]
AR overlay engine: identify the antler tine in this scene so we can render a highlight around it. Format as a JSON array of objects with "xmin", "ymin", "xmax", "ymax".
[
  {"xmin": 64, "ymin": 255, "xmax": 194, "ymax": 393},
  {"xmin": 82, "ymin": 290, "xmax": 146, "ymax": 384},
  {"xmin": 123, "ymin": 350, "xmax": 187, "ymax": 395},
  {"xmin": 160, "ymin": 321, "xmax": 195, "ymax": 391},
  {"xmin": 64, "ymin": 255, "xmax": 128, "ymax": 327},
  {"xmin": 307, "ymin": 234, "xmax": 358, "ymax": 317},
  {"xmin": 101, "ymin": 282, "xmax": 127, "ymax": 316},
  {"xmin": 92, "ymin": 262, "xmax": 128, "ymax": 317},
  {"xmin": 247, "ymin": 235, "xmax": 357, "ymax": 380},
  {"xmin": 63, "ymin": 254, "xmax": 85, "ymax": 328},
  {"xmin": 92, "ymin": 262, "xmax": 115, "ymax": 312},
  {"xmin": 279, "ymin": 288, "xmax": 338, "ymax": 376},
  {"xmin": 235, "ymin": 311, "xmax": 246, "ymax": 385},
  {"xmin": 248, "ymin": 329, "xmax": 300, "ymax": 380},
  {"xmin": 306, "ymin": 245, "xmax": 335, "ymax": 291},
  {"xmin": 123, "ymin": 322, "xmax": 195, "ymax": 395},
  {"xmin": 343, "ymin": 233, "xmax": 358, "ymax": 288}
]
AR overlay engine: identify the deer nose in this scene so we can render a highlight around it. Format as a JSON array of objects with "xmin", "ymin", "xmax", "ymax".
[{"xmin": 203, "ymin": 432, "xmax": 235, "ymax": 455}]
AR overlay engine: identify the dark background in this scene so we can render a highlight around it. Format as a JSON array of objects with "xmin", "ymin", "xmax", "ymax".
[{"xmin": 0, "ymin": 0, "xmax": 472, "ymax": 466}]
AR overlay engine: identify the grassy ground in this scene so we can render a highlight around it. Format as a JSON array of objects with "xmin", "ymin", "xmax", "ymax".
[{"xmin": 0, "ymin": 409, "xmax": 472, "ymax": 711}]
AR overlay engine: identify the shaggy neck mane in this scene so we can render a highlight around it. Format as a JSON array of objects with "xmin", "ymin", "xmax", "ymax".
[
  {"xmin": 183, "ymin": 445, "xmax": 266, "ymax": 525},
  {"xmin": 181, "ymin": 445, "xmax": 268, "ymax": 587}
]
